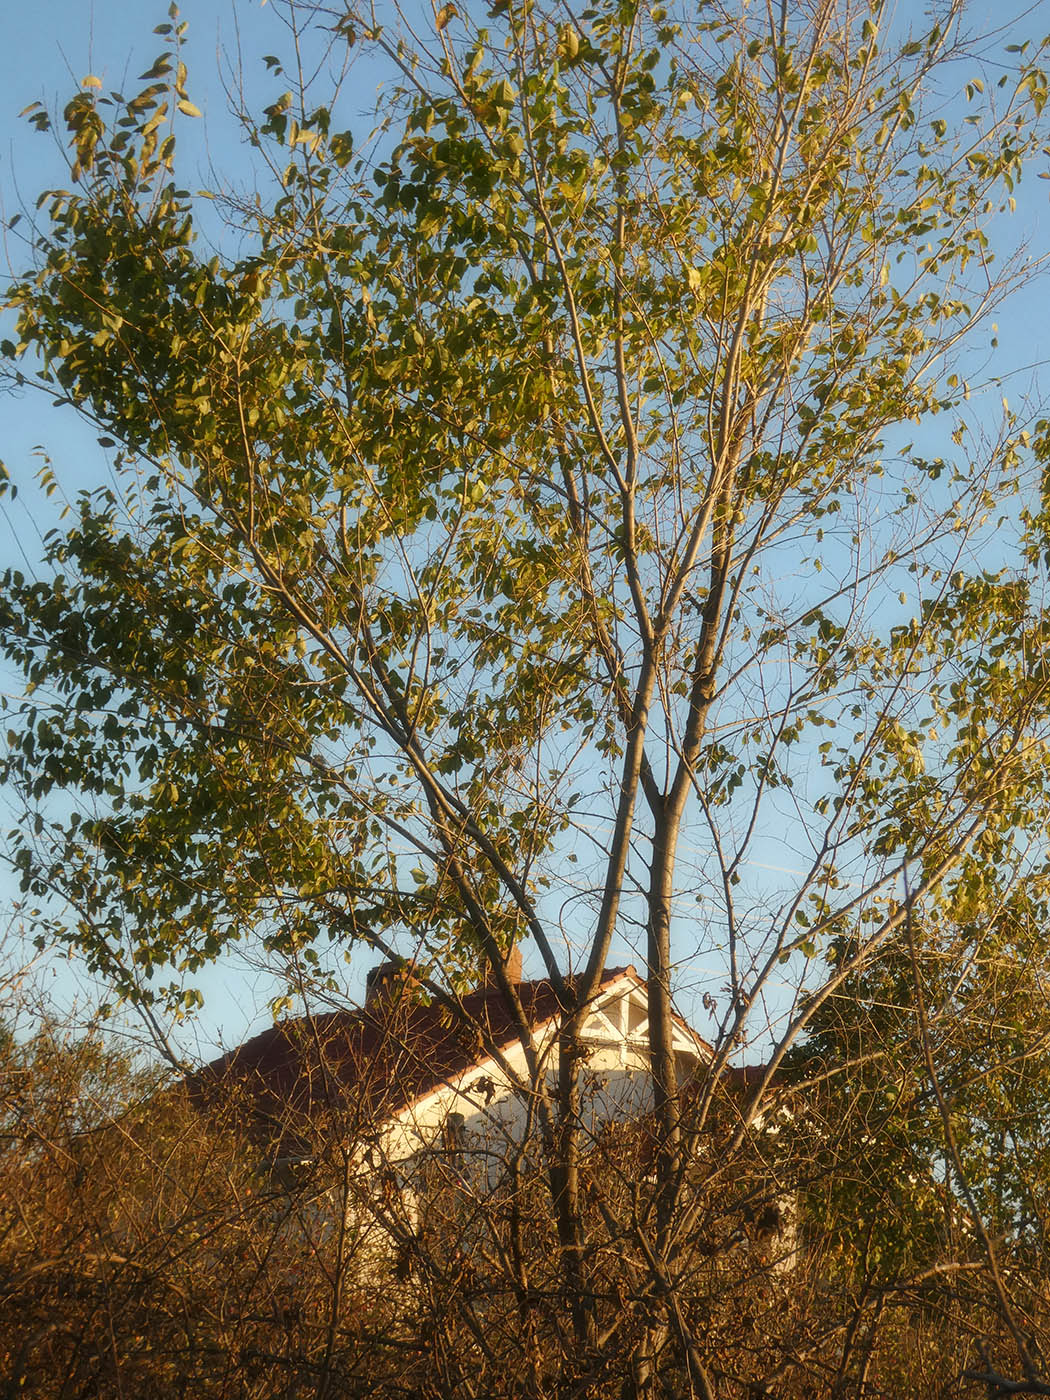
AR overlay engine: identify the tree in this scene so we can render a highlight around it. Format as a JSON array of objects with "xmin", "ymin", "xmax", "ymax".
[
  {"xmin": 788, "ymin": 884, "xmax": 1050, "ymax": 1396},
  {"xmin": 0, "ymin": 999, "xmax": 405, "ymax": 1399},
  {"xmin": 4, "ymin": 0, "xmax": 1050, "ymax": 1391}
]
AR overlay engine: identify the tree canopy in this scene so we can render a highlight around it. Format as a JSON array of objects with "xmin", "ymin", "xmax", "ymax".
[{"xmin": 5, "ymin": 0, "xmax": 1050, "ymax": 1391}]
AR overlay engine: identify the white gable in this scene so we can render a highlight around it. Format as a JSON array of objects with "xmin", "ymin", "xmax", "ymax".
[{"xmin": 380, "ymin": 971, "xmax": 710, "ymax": 1166}]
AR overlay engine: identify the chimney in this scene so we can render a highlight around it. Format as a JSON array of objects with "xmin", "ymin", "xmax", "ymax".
[
  {"xmin": 365, "ymin": 958, "xmax": 417, "ymax": 1005},
  {"xmin": 484, "ymin": 944, "xmax": 522, "ymax": 989}
]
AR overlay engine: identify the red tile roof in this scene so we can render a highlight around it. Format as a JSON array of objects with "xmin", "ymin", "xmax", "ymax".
[
  {"xmin": 192, "ymin": 966, "xmax": 638, "ymax": 1146},
  {"xmin": 725, "ymin": 1062, "xmax": 773, "ymax": 1090}
]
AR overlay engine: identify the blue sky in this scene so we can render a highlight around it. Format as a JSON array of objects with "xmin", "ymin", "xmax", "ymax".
[
  {"xmin": 0, "ymin": 2, "xmax": 324, "ymax": 1055},
  {"xmin": 0, "ymin": 3, "xmax": 440, "ymax": 1060},
  {"xmin": 1, "ymin": 2, "xmax": 1050, "ymax": 1061}
]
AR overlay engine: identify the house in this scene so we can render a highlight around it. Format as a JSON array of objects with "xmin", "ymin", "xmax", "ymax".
[
  {"xmin": 194, "ymin": 952, "xmax": 720, "ymax": 1180},
  {"xmin": 191, "ymin": 955, "xmax": 790, "ymax": 1293}
]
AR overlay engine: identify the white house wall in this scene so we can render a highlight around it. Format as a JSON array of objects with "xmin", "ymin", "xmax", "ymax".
[{"xmin": 379, "ymin": 976, "xmax": 709, "ymax": 1173}]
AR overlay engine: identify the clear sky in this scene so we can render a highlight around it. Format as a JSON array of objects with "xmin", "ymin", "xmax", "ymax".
[
  {"xmin": 1, "ymin": 1, "xmax": 1049, "ymax": 1063},
  {"xmin": 0, "ymin": 2, "xmax": 328, "ymax": 1057},
  {"xmin": 0, "ymin": 1, "xmax": 313, "ymax": 598}
]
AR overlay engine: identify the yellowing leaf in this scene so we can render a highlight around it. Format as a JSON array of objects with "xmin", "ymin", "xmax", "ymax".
[
  {"xmin": 82, "ymin": 75, "xmax": 103, "ymax": 90},
  {"xmin": 178, "ymin": 99, "xmax": 202, "ymax": 118},
  {"xmin": 435, "ymin": 3, "xmax": 457, "ymax": 31},
  {"xmin": 558, "ymin": 25, "xmax": 580, "ymax": 62}
]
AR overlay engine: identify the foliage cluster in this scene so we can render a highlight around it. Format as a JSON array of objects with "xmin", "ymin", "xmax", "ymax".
[
  {"xmin": 4, "ymin": 0, "xmax": 1050, "ymax": 1393},
  {"xmin": 1, "ymin": 1004, "xmax": 1047, "ymax": 1400}
]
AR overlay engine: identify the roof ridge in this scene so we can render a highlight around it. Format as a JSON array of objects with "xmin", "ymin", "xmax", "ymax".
[
  {"xmin": 219, "ymin": 962, "xmax": 640, "ymax": 1049},
  {"xmin": 192, "ymin": 963, "xmax": 650, "ymax": 1136}
]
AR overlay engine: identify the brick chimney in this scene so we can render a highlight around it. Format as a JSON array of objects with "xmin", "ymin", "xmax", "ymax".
[
  {"xmin": 365, "ymin": 958, "xmax": 417, "ymax": 1005},
  {"xmin": 484, "ymin": 944, "xmax": 522, "ymax": 989}
]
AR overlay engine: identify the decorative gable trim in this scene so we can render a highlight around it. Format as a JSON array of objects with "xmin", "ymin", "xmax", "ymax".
[{"xmin": 388, "ymin": 967, "xmax": 714, "ymax": 1137}]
